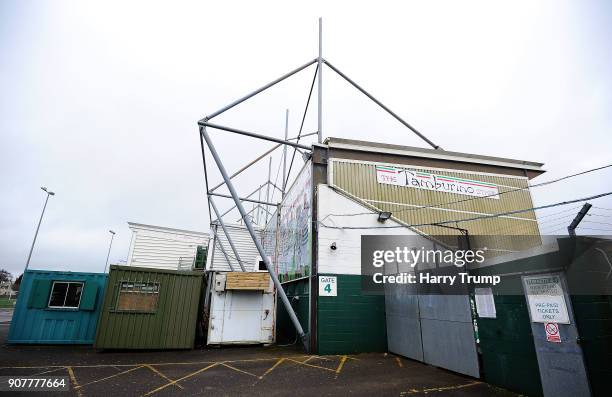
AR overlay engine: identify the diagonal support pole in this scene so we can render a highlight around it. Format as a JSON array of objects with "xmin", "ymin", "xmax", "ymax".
[
  {"xmin": 209, "ymin": 192, "xmax": 277, "ymax": 207},
  {"xmin": 214, "ymin": 183, "xmax": 268, "ymax": 221},
  {"xmin": 209, "ymin": 197, "xmax": 246, "ymax": 271},
  {"xmin": 211, "ymin": 226, "xmax": 235, "ymax": 271},
  {"xmin": 209, "ymin": 143, "xmax": 282, "ymax": 193},
  {"xmin": 323, "ymin": 59, "xmax": 442, "ymax": 150},
  {"xmin": 203, "ymin": 59, "xmax": 317, "ymax": 121},
  {"xmin": 199, "ymin": 122, "xmax": 312, "ymax": 151},
  {"xmin": 200, "ymin": 126, "xmax": 307, "ymax": 347}
]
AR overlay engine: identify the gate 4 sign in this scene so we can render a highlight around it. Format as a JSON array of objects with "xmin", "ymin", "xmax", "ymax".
[
  {"xmin": 545, "ymin": 322, "xmax": 561, "ymax": 343},
  {"xmin": 319, "ymin": 276, "xmax": 337, "ymax": 297}
]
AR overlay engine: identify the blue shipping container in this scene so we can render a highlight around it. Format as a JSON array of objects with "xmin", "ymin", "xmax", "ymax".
[{"xmin": 8, "ymin": 270, "xmax": 107, "ymax": 344}]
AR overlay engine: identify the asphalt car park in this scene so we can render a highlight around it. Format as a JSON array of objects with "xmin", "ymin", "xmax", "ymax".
[{"xmin": 0, "ymin": 314, "xmax": 517, "ymax": 397}]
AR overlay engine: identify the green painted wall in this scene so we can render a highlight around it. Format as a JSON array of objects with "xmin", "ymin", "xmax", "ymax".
[
  {"xmin": 276, "ymin": 278, "xmax": 310, "ymax": 344},
  {"xmin": 476, "ymin": 292, "xmax": 543, "ymax": 397},
  {"xmin": 570, "ymin": 296, "xmax": 612, "ymax": 396},
  {"xmin": 317, "ymin": 274, "xmax": 387, "ymax": 355}
]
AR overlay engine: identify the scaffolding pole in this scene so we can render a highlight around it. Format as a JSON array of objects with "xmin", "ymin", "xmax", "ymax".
[
  {"xmin": 215, "ymin": 182, "xmax": 268, "ymax": 221},
  {"xmin": 209, "ymin": 143, "xmax": 282, "ymax": 193},
  {"xmin": 211, "ymin": 225, "xmax": 235, "ymax": 271},
  {"xmin": 200, "ymin": 127, "xmax": 307, "ymax": 347},
  {"xmin": 209, "ymin": 192, "xmax": 277, "ymax": 207},
  {"xmin": 200, "ymin": 121, "xmax": 312, "ymax": 151},
  {"xmin": 317, "ymin": 17, "xmax": 323, "ymax": 143},
  {"xmin": 265, "ymin": 156, "xmax": 272, "ymax": 225},
  {"xmin": 323, "ymin": 59, "xmax": 441, "ymax": 150},
  {"xmin": 203, "ymin": 59, "xmax": 317, "ymax": 121},
  {"xmin": 283, "ymin": 109, "xmax": 289, "ymax": 197},
  {"xmin": 209, "ymin": 197, "xmax": 246, "ymax": 271}
]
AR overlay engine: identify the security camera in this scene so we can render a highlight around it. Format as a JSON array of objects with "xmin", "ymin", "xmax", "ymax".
[{"xmin": 330, "ymin": 242, "xmax": 337, "ymax": 250}]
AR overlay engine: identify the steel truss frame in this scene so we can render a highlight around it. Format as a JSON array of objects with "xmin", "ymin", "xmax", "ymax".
[{"xmin": 198, "ymin": 18, "xmax": 441, "ymax": 350}]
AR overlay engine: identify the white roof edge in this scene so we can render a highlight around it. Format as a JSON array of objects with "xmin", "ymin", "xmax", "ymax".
[
  {"xmin": 326, "ymin": 140, "xmax": 545, "ymax": 172},
  {"xmin": 127, "ymin": 222, "xmax": 209, "ymax": 237}
]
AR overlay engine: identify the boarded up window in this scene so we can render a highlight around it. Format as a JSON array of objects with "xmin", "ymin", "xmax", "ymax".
[{"xmin": 116, "ymin": 282, "xmax": 160, "ymax": 312}]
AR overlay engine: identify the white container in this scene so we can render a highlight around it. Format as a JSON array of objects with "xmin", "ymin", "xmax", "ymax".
[{"xmin": 207, "ymin": 271, "xmax": 276, "ymax": 345}]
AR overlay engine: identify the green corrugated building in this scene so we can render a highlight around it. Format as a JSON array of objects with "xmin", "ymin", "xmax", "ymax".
[{"xmin": 95, "ymin": 265, "xmax": 203, "ymax": 349}]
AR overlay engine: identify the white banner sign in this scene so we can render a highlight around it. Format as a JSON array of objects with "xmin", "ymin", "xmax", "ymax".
[
  {"xmin": 375, "ymin": 165, "xmax": 499, "ymax": 199},
  {"xmin": 523, "ymin": 275, "xmax": 570, "ymax": 324}
]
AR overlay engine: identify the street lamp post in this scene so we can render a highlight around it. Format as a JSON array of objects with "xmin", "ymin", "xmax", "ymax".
[
  {"xmin": 24, "ymin": 187, "xmax": 55, "ymax": 271},
  {"xmin": 104, "ymin": 230, "xmax": 116, "ymax": 273}
]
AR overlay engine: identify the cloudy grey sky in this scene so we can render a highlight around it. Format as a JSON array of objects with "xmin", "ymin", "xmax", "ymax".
[{"xmin": 1, "ymin": 0, "xmax": 611, "ymax": 277}]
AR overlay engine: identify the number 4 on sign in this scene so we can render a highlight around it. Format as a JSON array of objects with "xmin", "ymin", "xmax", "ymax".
[{"xmin": 319, "ymin": 276, "xmax": 337, "ymax": 297}]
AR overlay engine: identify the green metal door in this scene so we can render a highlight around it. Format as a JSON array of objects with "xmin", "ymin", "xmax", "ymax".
[{"xmin": 474, "ymin": 276, "xmax": 543, "ymax": 396}]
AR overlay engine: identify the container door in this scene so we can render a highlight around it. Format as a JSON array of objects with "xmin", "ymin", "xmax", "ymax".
[
  {"xmin": 260, "ymin": 285, "xmax": 275, "ymax": 343},
  {"xmin": 220, "ymin": 291, "xmax": 264, "ymax": 343}
]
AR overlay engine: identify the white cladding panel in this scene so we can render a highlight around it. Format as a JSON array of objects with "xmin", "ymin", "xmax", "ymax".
[
  {"xmin": 317, "ymin": 184, "xmax": 418, "ymax": 275},
  {"xmin": 206, "ymin": 223, "xmax": 263, "ymax": 272},
  {"xmin": 126, "ymin": 223, "xmax": 209, "ymax": 270}
]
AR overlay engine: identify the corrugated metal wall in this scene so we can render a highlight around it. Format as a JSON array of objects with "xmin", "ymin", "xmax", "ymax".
[
  {"xmin": 330, "ymin": 159, "xmax": 541, "ymax": 254},
  {"xmin": 94, "ymin": 265, "xmax": 202, "ymax": 349},
  {"xmin": 127, "ymin": 225, "xmax": 209, "ymax": 270},
  {"xmin": 8, "ymin": 270, "xmax": 107, "ymax": 344},
  {"xmin": 206, "ymin": 223, "xmax": 262, "ymax": 272}
]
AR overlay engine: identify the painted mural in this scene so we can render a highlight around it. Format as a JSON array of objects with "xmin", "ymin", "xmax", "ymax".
[{"xmin": 262, "ymin": 161, "xmax": 312, "ymax": 282}]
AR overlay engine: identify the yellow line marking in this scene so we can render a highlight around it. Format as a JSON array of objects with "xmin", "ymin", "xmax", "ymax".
[
  {"xmin": 401, "ymin": 381, "xmax": 483, "ymax": 395},
  {"xmin": 0, "ymin": 354, "xmax": 322, "ymax": 370},
  {"xmin": 220, "ymin": 362, "xmax": 257, "ymax": 377},
  {"xmin": 144, "ymin": 365, "xmax": 184, "ymax": 390},
  {"xmin": 74, "ymin": 365, "xmax": 144, "ymax": 389},
  {"xmin": 335, "ymin": 355, "xmax": 348, "ymax": 378},
  {"xmin": 142, "ymin": 363, "xmax": 218, "ymax": 397},
  {"xmin": 303, "ymin": 355, "xmax": 333, "ymax": 362},
  {"xmin": 30, "ymin": 367, "xmax": 66, "ymax": 376},
  {"xmin": 395, "ymin": 357, "xmax": 404, "ymax": 368},
  {"xmin": 285, "ymin": 358, "xmax": 335, "ymax": 372},
  {"xmin": 67, "ymin": 367, "xmax": 83, "ymax": 397},
  {"xmin": 302, "ymin": 356, "xmax": 315, "ymax": 364},
  {"xmin": 258, "ymin": 358, "xmax": 285, "ymax": 379}
]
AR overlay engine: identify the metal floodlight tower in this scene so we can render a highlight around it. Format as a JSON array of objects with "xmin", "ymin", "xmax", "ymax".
[
  {"xmin": 24, "ymin": 186, "xmax": 55, "ymax": 271},
  {"xmin": 197, "ymin": 18, "xmax": 443, "ymax": 350},
  {"xmin": 104, "ymin": 230, "xmax": 116, "ymax": 273}
]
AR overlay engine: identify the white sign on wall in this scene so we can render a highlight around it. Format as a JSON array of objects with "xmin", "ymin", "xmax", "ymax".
[
  {"xmin": 475, "ymin": 287, "xmax": 497, "ymax": 318},
  {"xmin": 375, "ymin": 165, "xmax": 500, "ymax": 199},
  {"xmin": 319, "ymin": 276, "xmax": 337, "ymax": 297},
  {"xmin": 523, "ymin": 274, "xmax": 570, "ymax": 324}
]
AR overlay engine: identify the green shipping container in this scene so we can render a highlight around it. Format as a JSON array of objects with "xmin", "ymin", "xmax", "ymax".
[{"xmin": 95, "ymin": 265, "xmax": 203, "ymax": 349}]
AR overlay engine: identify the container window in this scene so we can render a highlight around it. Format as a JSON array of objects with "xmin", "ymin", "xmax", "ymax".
[
  {"xmin": 116, "ymin": 282, "xmax": 160, "ymax": 312},
  {"xmin": 48, "ymin": 281, "xmax": 83, "ymax": 309}
]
